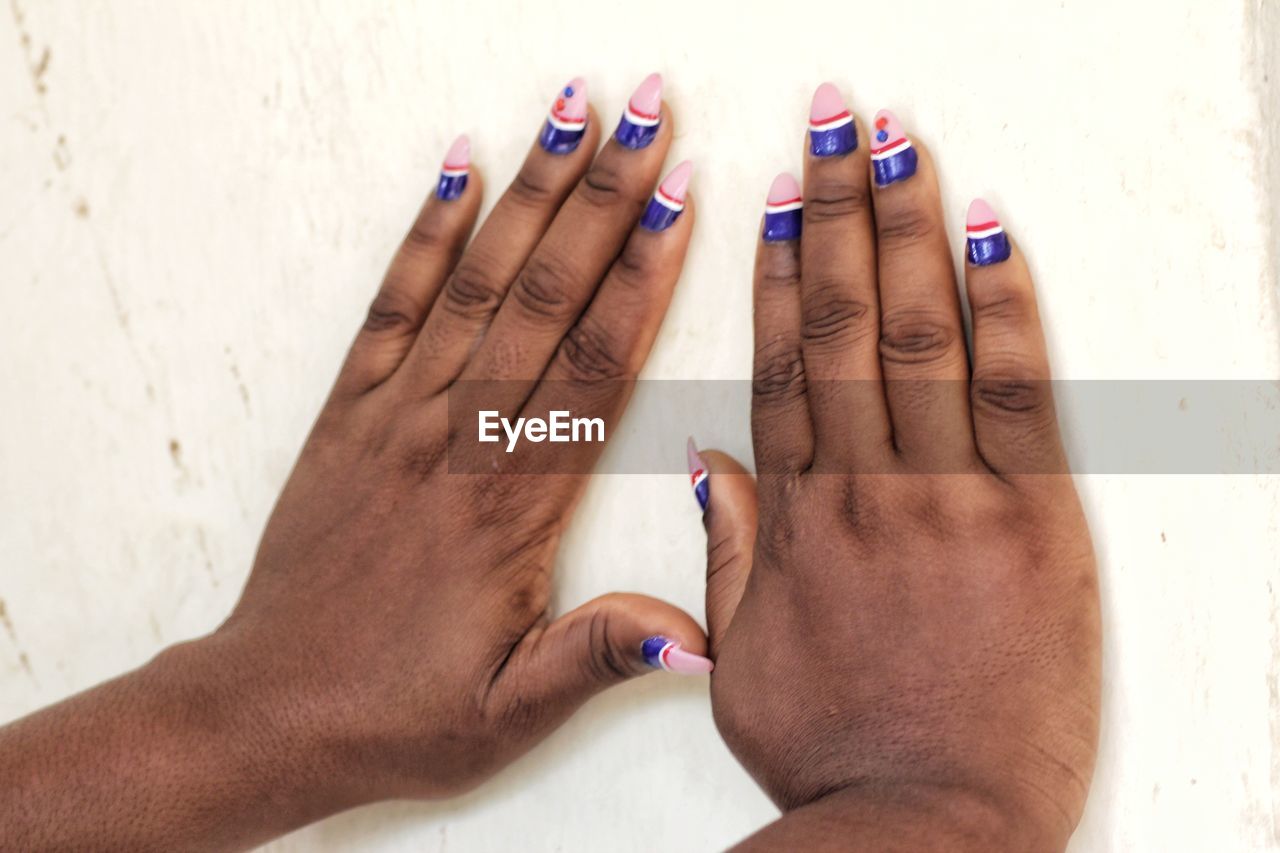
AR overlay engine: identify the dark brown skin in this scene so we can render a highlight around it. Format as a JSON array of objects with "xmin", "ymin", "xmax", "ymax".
[
  {"xmin": 0, "ymin": 102, "xmax": 710, "ymax": 850},
  {"xmin": 0, "ymin": 94, "xmax": 1101, "ymax": 850},
  {"xmin": 698, "ymin": 114, "xmax": 1101, "ymax": 850}
]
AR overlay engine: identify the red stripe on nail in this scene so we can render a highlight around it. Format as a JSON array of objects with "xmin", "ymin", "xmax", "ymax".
[
  {"xmin": 869, "ymin": 137, "xmax": 908, "ymax": 155},
  {"xmin": 627, "ymin": 103, "xmax": 660, "ymax": 121}
]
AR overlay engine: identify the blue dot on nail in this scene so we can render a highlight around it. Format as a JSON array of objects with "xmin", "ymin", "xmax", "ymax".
[
  {"xmin": 876, "ymin": 129, "xmax": 889, "ymax": 143},
  {"xmin": 564, "ymin": 86, "xmax": 574, "ymax": 97}
]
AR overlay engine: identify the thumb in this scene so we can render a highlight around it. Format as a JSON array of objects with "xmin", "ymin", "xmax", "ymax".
[
  {"xmin": 688, "ymin": 438, "xmax": 757, "ymax": 655},
  {"xmin": 496, "ymin": 593, "xmax": 713, "ymax": 723}
]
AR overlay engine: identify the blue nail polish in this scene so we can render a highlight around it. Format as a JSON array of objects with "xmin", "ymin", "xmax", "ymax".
[
  {"xmin": 615, "ymin": 73, "xmax": 662, "ymax": 150},
  {"xmin": 539, "ymin": 78, "xmax": 588, "ymax": 155},
  {"xmin": 966, "ymin": 199, "xmax": 1012, "ymax": 266},
  {"xmin": 687, "ymin": 437, "xmax": 709, "ymax": 512},
  {"xmin": 435, "ymin": 135, "xmax": 470, "ymax": 201},
  {"xmin": 763, "ymin": 173, "xmax": 803, "ymax": 242},
  {"xmin": 639, "ymin": 191, "xmax": 684, "ymax": 232},
  {"xmin": 436, "ymin": 170, "xmax": 467, "ymax": 201},
  {"xmin": 641, "ymin": 636, "xmax": 673, "ymax": 669},
  {"xmin": 691, "ymin": 467, "xmax": 709, "ymax": 512},
  {"xmin": 870, "ymin": 110, "xmax": 918, "ymax": 187},
  {"xmin": 639, "ymin": 161, "xmax": 691, "ymax": 232},
  {"xmin": 810, "ymin": 114, "xmax": 857, "ymax": 158},
  {"xmin": 809, "ymin": 83, "xmax": 857, "ymax": 157}
]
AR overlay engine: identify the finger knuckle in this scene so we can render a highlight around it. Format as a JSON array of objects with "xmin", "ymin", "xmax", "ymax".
[
  {"xmin": 512, "ymin": 256, "xmax": 578, "ymax": 321},
  {"xmin": 705, "ymin": 531, "xmax": 746, "ymax": 586},
  {"xmin": 879, "ymin": 309, "xmax": 959, "ymax": 367},
  {"xmin": 578, "ymin": 161, "xmax": 636, "ymax": 210},
  {"xmin": 988, "ymin": 488, "xmax": 1040, "ymax": 534},
  {"xmin": 362, "ymin": 288, "xmax": 420, "ymax": 335},
  {"xmin": 441, "ymin": 263, "xmax": 506, "ymax": 321},
  {"xmin": 611, "ymin": 240, "xmax": 659, "ymax": 291},
  {"xmin": 403, "ymin": 215, "xmax": 451, "ymax": 255},
  {"xmin": 877, "ymin": 206, "xmax": 938, "ymax": 251},
  {"xmin": 801, "ymin": 286, "xmax": 874, "ymax": 349},
  {"xmin": 556, "ymin": 315, "xmax": 629, "ymax": 383},
  {"xmin": 903, "ymin": 483, "xmax": 958, "ymax": 536},
  {"xmin": 838, "ymin": 476, "xmax": 885, "ymax": 539},
  {"xmin": 757, "ymin": 251, "xmax": 800, "ymax": 289},
  {"xmin": 759, "ymin": 267, "xmax": 799, "ymax": 289},
  {"xmin": 972, "ymin": 289, "xmax": 1033, "ymax": 325},
  {"xmin": 586, "ymin": 608, "xmax": 632, "ymax": 683},
  {"xmin": 804, "ymin": 182, "xmax": 871, "ymax": 223},
  {"xmin": 971, "ymin": 371, "xmax": 1053, "ymax": 418},
  {"xmin": 752, "ymin": 340, "xmax": 807, "ymax": 402},
  {"xmin": 507, "ymin": 169, "xmax": 556, "ymax": 209}
]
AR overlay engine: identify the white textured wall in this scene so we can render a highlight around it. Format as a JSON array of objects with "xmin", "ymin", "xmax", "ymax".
[{"xmin": 1, "ymin": 1, "xmax": 1277, "ymax": 850}]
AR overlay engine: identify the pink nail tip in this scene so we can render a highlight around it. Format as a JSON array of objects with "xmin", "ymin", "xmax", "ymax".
[
  {"xmin": 686, "ymin": 435, "xmax": 704, "ymax": 475},
  {"xmin": 664, "ymin": 646, "xmax": 714, "ymax": 675},
  {"xmin": 767, "ymin": 172, "xmax": 802, "ymax": 205},
  {"xmin": 871, "ymin": 109, "xmax": 907, "ymax": 148},
  {"xmin": 629, "ymin": 72, "xmax": 663, "ymax": 119},
  {"xmin": 643, "ymin": 635, "xmax": 713, "ymax": 674},
  {"xmin": 810, "ymin": 82, "xmax": 847, "ymax": 123},
  {"xmin": 550, "ymin": 77, "xmax": 589, "ymax": 121},
  {"xmin": 658, "ymin": 160, "xmax": 693, "ymax": 203},
  {"xmin": 442, "ymin": 134, "xmax": 470, "ymax": 171},
  {"xmin": 967, "ymin": 198, "xmax": 1000, "ymax": 229}
]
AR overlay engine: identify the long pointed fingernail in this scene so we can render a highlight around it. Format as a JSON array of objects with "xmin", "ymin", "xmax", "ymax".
[
  {"xmin": 687, "ymin": 436, "xmax": 709, "ymax": 512},
  {"xmin": 539, "ymin": 77, "xmax": 588, "ymax": 154},
  {"xmin": 763, "ymin": 172, "xmax": 803, "ymax": 242},
  {"xmin": 966, "ymin": 199, "xmax": 1012, "ymax": 266},
  {"xmin": 642, "ymin": 636, "xmax": 714, "ymax": 675},
  {"xmin": 809, "ymin": 83, "xmax": 857, "ymax": 157},
  {"xmin": 640, "ymin": 160, "xmax": 692, "ymax": 232},
  {"xmin": 615, "ymin": 72, "xmax": 662, "ymax": 150},
  {"xmin": 436, "ymin": 134, "xmax": 470, "ymax": 201},
  {"xmin": 870, "ymin": 110, "xmax": 918, "ymax": 186}
]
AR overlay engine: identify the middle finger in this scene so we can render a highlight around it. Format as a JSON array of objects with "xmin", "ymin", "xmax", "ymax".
[
  {"xmin": 870, "ymin": 110, "xmax": 976, "ymax": 472},
  {"xmin": 800, "ymin": 84, "xmax": 892, "ymax": 472}
]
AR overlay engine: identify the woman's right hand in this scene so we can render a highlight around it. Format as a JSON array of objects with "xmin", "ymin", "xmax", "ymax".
[{"xmin": 695, "ymin": 86, "xmax": 1101, "ymax": 850}]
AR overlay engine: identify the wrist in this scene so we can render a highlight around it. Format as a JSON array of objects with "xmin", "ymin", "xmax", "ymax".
[
  {"xmin": 734, "ymin": 782, "xmax": 1064, "ymax": 852},
  {"xmin": 0, "ymin": 633, "xmax": 362, "ymax": 850},
  {"xmin": 146, "ymin": 633, "xmax": 366, "ymax": 841}
]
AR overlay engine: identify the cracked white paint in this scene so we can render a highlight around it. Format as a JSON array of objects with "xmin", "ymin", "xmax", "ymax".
[{"xmin": 0, "ymin": 1, "xmax": 1277, "ymax": 850}]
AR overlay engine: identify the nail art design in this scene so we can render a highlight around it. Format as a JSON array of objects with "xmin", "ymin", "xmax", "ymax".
[
  {"xmin": 870, "ymin": 110, "xmax": 918, "ymax": 186},
  {"xmin": 640, "ymin": 160, "xmax": 692, "ymax": 232},
  {"xmin": 435, "ymin": 134, "xmax": 470, "ymax": 201},
  {"xmin": 763, "ymin": 173, "xmax": 803, "ymax": 242},
  {"xmin": 642, "ymin": 636, "xmax": 714, "ymax": 675},
  {"xmin": 615, "ymin": 73, "xmax": 662, "ymax": 150},
  {"xmin": 809, "ymin": 83, "xmax": 857, "ymax": 157},
  {"xmin": 538, "ymin": 77, "xmax": 588, "ymax": 154},
  {"xmin": 687, "ymin": 436, "xmax": 709, "ymax": 512},
  {"xmin": 966, "ymin": 199, "xmax": 1012, "ymax": 266}
]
